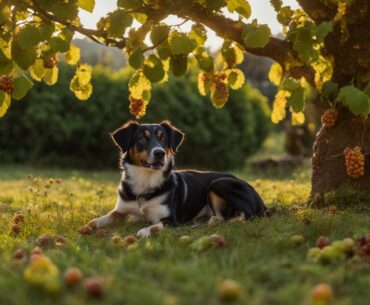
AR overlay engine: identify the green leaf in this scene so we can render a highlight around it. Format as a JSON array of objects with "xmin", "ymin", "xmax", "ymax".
[
  {"xmin": 107, "ymin": 10, "xmax": 133, "ymax": 37},
  {"xmin": 277, "ymin": 6, "xmax": 293, "ymax": 26},
  {"xmin": 170, "ymin": 54, "xmax": 188, "ymax": 77},
  {"xmin": 117, "ymin": 0, "xmax": 142, "ymax": 10},
  {"xmin": 227, "ymin": 69, "xmax": 245, "ymax": 90},
  {"xmin": 49, "ymin": 37, "xmax": 70, "ymax": 53},
  {"xmin": 70, "ymin": 75, "xmax": 93, "ymax": 100},
  {"xmin": 287, "ymin": 87, "xmax": 305, "ymax": 113},
  {"xmin": 189, "ymin": 23, "xmax": 207, "ymax": 46},
  {"xmin": 43, "ymin": 66, "xmax": 58, "ymax": 86},
  {"xmin": 18, "ymin": 26, "xmax": 42, "ymax": 49},
  {"xmin": 50, "ymin": 2, "xmax": 78, "ymax": 21},
  {"xmin": 242, "ymin": 24, "xmax": 271, "ymax": 48},
  {"xmin": 268, "ymin": 63, "xmax": 283, "ymax": 86},
  {"xmin": 221, "ymin": 41, "xmax": 244, "ymax": 68},
  {"xmin": 129, "ymin": 70, "xmax": 151, "ymax": 100},
  {"xmin": 65, "ymin": 45, "xmax": 80, "ymax": 65},
  {"xmin": 12, "ymin": 75, "xmax": 32, "ymax": 100},
  {"xmin": 0, "ymin": 91, "xmax": 11, "ymax": 117},
  {"xmin": 0, "ymin": 51, "xmax": 13, "ymax": 75},
  {"xmin": 364, "ymin": 86, "xmax": 370, "ymax": 98},
  {"xmin": 198, "ymin": 72, "xmax": 213, "ymax": 96},
  {"xmin": 169, "ymin": 31, "xmax": 196, "ymax": 55},
  {"xmin": 129, "ymin": 49, "xmax": 144, "ymax": 69},
  {"xmin": 281, "ymin": 77, "xmax": 300, "ymax": 91},
  {"xmin": 316, "ymin": 21, "xmax": 333, "ymax": 43},
  {"xmin": 226, "ymin": 0, "xmax": 251, "ymax": 18},
  {"xmin": 11, "ymin": 40, "xmax": 37, "ymax": 69},
  {"xmin": 338, "ymin": 85, "xmax": 370, "ymax": 115},
  {"xmin": 39, "ymin": 23, "xmax": 55, "ymax": 40},
  {"xmin": 196, "ymin": 49, "xmax": 214, "ymax": 72},
  {"xmin": 77, "ymin": 0, "xmax": 95, "ymax": 12},
  {"xmin": 76, "ymin": 64, "xmax": 92, "ymax": 86},
  {"xmin": 143, "ymin": 55, "xmax": 165, "ymax": 83},
  {"xmin": 157, "ymin": 42, "xmax": 171, "ymax": 60},
  {"xmin": 29, "ymin": 59, "xmax": 46, "ymax": 81},
  {"xmin": 150, "ymin": 24, "xmax": 170, "ymax": 46},
  {"xmin": 11, "ymin": 75, "xmax": 33, "ymax": 100},
  {"xmin": 0, "ymin": 4, "xmax": 11, "ymax": 23},
  {"xmin": 321, "ymin": 80, "xmax": 338, "ymax": 100}
]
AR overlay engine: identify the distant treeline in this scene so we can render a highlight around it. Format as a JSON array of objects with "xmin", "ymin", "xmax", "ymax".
[{"xmin": 0, "ymin": 65, "xmax": 271, "ymax": 170}]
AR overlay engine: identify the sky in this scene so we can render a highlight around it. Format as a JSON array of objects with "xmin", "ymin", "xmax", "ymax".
[{"xmin": 79, "ymin": 0, "xmax": 299, "ymax": 50}]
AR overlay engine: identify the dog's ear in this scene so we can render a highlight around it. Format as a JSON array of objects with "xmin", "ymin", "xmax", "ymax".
[
  {"xmin": 160, "ymin": 121, "xmax": 184, "ymax": 153},
  {"xmin": 110, "ymin": 121, "xmax": 139, "ymax": 153}
]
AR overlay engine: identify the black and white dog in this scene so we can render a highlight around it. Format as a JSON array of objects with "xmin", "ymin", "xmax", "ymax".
[{"xmin": 79, "ymin": 121, "xmax": 266, "ymax": 237}]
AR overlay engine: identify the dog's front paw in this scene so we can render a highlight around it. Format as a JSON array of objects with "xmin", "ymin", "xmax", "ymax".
[
  {"xmin": 78, "ymin": 221, "xmax": 96, "ymax": 235},
  {"xmin": 137, "ymin": 227, "xmax": 152, "ymax": 238},
  {"xmin": 136, "ymin": 223, "xmax": 163, "ymax": 238}
]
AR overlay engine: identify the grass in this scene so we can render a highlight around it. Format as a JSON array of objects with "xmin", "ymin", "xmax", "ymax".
[{"xmin": 0, "ymin": 163, "xmax": 369, "ymax": 305}]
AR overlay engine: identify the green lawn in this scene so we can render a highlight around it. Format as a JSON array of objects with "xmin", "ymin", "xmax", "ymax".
[{"xmin": 0, "ymin": 164, "xmax": 369, "ymax": 305}]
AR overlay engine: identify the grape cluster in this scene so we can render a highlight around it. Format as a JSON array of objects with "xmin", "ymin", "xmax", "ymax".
[
  {"xmin": 321, "ymin": 108, "xmax": 338, "ymax": 128},
  {"xmin": 344, "ymin": 146, "xmax": 365, "ymax": 179},
  {"xmin": 43, "ymin": 54, "xmax": 58, "ymax": 69},
  {"xmin": 0, "ymin": 75, "xmax": 14, "ymax": 94},
  {"xmin": 211, "ymin": 72, "xmax": 229, "ymax": 108},
  {"xmin": 129, "ymin": 96, "xmax": 146, "ymax": 119}
]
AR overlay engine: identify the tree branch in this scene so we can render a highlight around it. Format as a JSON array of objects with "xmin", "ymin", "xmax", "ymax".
[
  {"xmin": 29, "ymin": 0, "xmax": 126, "ymax": 48},
  {"xmin": 175, "ymin": 3, "xmax": 315, "ymax": 85}
]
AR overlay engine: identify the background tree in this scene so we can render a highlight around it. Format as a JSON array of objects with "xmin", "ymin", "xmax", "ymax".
[{"xmin": 0, "ymin": 0, "xmax": 369, "ymax": 202}]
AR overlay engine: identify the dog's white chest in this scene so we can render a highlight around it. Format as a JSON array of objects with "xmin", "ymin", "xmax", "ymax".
[{"xmin": 116, "ymin": 193, "xmax": 170, "ymax": 224}]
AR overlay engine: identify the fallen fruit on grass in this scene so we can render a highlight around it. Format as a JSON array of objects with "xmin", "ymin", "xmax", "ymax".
[
  {"xmin": 311, "ymin": 283, "xmax": 333, "ymax": 302},
  {"xmin": 13, "ymin": 249, "xmax": 26, "ymax": 260},
  {"xmin": 315, "ymin": 236, "xmax": 330, "ymax": 249},
  {"xmin": 31, "ymin": 246, "xmax": 43, "ymax": 255},
  {"xmin": 191, "ymin": 236, "xmax": 213, "ymax": 251},
  {"xmin": 36, "ymin": 234, "xmax": 55, "ymax": 248},
  {"xmin": 210, "ymin": 234, "xmax": 226, "ymax": 248},
  {"xmin": 111, "ymin": 235, "xmax": 126, "ymax": 246},
  {"xmin": 64, "ymin": 267, "xmax": 83, "ymax": 286},
  {"xmin": 218, "ymin": 279, "xmax": 242, "ymax": 301},
  {"xmin": 291, "ymin": 234, "xmax": 304, "ymax": 245},
  {"xmin": 13, "ymin": 214, "xmax": 24, "ymax": 224},
  {"xmin": 340, "ymin": 238, "xmax": 355, "ymax": 253},
  {"xmin": 85, "ymin": 277, "xmax": 104, "ymax": 298},
  {"xmin": 11, "ymin": 224, "xmax": 21, "ymax": 235},
  {"xmin": 55, "ymin": 236, "xmax": 66, "ymax": 244},
  {"xmin": 307, "ymin": 247, "xmax": 321, "ymax": 261},
  {"xmin": 24, "ymin": 256, "xmax": 60, "ymax": 292},
  {"xmin": 124, "ymin": 235, "xmax": 138, "ymax": 245},
  {"xmin": 179, "ymin": 235, "xmax": 192, "ymax": 245},
  {"xmin": 318, "ymin": 245, "xmax": 344, "ymax": 263}
]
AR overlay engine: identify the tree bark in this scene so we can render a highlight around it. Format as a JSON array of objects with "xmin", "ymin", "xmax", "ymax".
[{"xmin": 311, "ymin": 107, "xmax": 370, "ymax": 200}]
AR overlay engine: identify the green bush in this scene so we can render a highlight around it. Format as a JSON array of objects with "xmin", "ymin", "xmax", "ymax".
[{"xmin": 0, "ymin": 65, "xmax": 271, "ymax": 170}]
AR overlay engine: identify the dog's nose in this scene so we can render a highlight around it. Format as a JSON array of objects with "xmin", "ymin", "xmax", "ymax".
[{"xmin": 153, "ymin": 148, "xmax": 165, "ymax": 159}]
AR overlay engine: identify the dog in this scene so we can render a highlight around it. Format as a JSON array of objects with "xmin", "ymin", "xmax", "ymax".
[{"xmin": 79, "ymin": 121, "xmax": 266, "ymax": 238}]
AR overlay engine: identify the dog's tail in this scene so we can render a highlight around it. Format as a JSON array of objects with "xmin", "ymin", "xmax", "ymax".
[{"xmin": 209, "ymin": 177, "xmax": 266, "ymax": 220}]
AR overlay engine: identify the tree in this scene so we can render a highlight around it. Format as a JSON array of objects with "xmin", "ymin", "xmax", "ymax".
[{"xmin": 0, "ymin": 0, "xmax": 369, "ymax": 202}]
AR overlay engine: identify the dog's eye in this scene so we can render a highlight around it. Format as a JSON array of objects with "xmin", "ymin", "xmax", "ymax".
[{"xmin": 137, "ymin": 136, "xmax": 147, "ymax": 143}]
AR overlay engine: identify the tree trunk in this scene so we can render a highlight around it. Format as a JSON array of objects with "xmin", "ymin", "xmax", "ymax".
[{"xmin": 311, "ymin": 107, "xmax": 370, "ymax": 203}]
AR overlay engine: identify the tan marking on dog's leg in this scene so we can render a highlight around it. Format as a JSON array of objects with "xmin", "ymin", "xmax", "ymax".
[{"xmin": 209, "ymin": 191, "xmax": 226, "ymax": 224}]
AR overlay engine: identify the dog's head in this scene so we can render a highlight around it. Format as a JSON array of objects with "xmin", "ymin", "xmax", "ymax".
[{"xmin": 111, "ymin": 120, "xmax": 184, "ymax": 171}]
